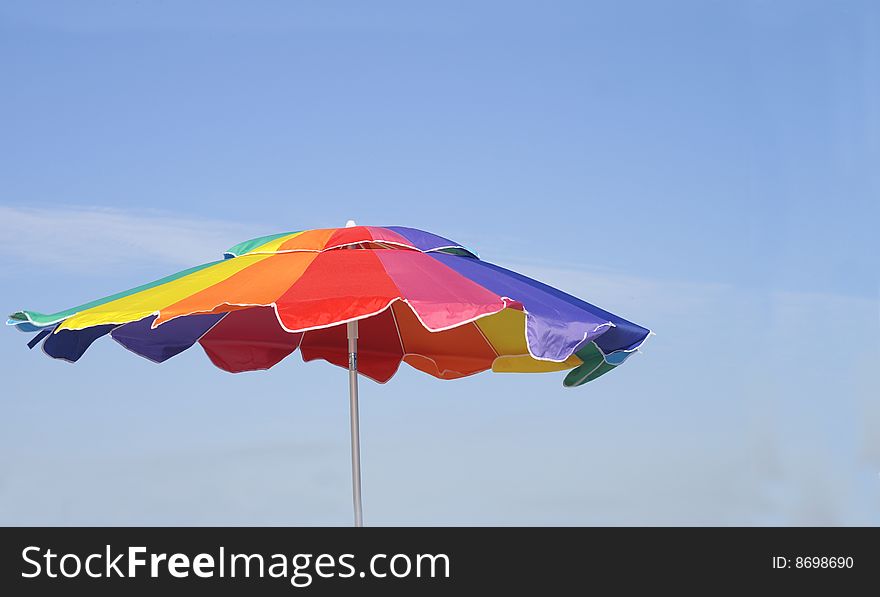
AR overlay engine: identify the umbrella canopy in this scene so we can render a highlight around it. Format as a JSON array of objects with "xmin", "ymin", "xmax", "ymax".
[{"xmin": 8, "ymin": 225, "xmax": 650, "ymax": 387}]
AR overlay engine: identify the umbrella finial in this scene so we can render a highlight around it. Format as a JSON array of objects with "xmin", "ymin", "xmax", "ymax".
[{"xmin": 345, "ymin": 220, "xmax": 357, "ymax": 228}]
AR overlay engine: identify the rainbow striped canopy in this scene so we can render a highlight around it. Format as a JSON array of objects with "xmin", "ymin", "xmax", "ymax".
[{"xmin": 8, "ymin": 225, "xmax": 650, "ymax": 387}]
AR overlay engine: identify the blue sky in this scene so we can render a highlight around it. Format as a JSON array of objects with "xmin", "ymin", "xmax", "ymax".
[{"xmin": 1, "ymin": 1, "xmax": 877, "ymax": 525}]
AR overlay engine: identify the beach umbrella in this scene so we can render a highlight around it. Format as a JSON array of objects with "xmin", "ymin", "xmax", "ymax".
[{"xmin": 8, "ymin": 222, "xmax": 651, "ymax": 525}]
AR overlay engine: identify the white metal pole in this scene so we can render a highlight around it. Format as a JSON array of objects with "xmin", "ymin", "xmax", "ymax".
[{"xmin": 347, "ymin": 320, "xmax": 364, "ymax": 527}]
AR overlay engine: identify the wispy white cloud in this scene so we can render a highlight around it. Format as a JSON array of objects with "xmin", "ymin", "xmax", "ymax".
[
  {"xmin": 0, "ymin": 207, "xmax": 877, "ymax": 524},
  {"xmin": 0, "ymin": 205, "xmax": 265, "ymax": 271},
  {"xmin": 505, "ymin": 261, "xmax": 880, "ymax": 525}
]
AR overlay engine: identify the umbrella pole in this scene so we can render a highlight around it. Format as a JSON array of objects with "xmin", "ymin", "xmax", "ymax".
[{"xmin": 347, "ymin": 320, "xmax": 364, "ymax": 527}]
